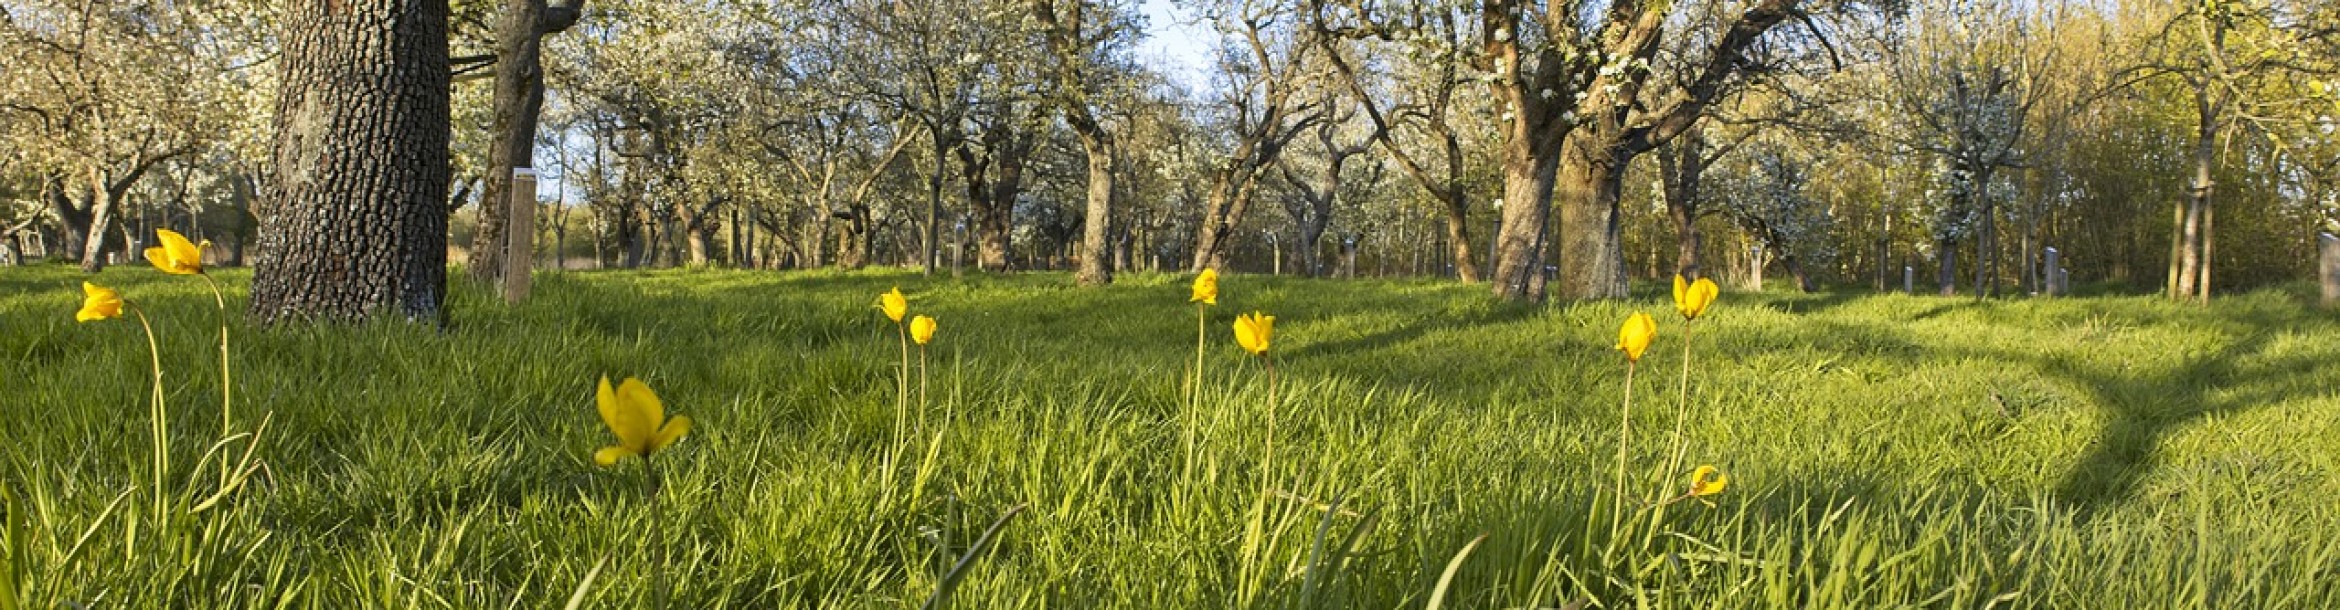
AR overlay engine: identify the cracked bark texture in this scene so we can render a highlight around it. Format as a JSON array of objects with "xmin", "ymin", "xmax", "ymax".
[{"xmin": 251, "ymin": 0, "xmax": 451, "ymax": 323}]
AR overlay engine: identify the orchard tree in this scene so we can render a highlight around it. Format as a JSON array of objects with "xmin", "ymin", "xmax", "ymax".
[{"xmin": 251, "ymin": 0, "xmax": 453, "ymax": 322}]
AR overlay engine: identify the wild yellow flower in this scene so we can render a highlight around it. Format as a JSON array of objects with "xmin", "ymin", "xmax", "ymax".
[
  {"xmin": 77, "ymin": 281, "xmax": 124, "ymax": 322},
  {"xmin": 910, "ymin": 315, "xmax": 937, "ymax": 345},
  {"xmin": 1689, "ymin": 465, "xmax": 1729, "ymax": 497},
  {"xmin": 593, "ymin": 376, "xmax": 692, "ymax": 467},
  {"xmin": 1191, "ymin": 268, "xmax": 1219, "ymax": 305},
  {"xmin": 1616, "ymin": 312, "xmax": 1656, "ymax": 362},
  {"xmin": 1233, "ymin": 312, "xmax": 1274, "ymax": 356},
  {"xmin": 878, "ymin": 287, "xmax": 908, "ymax": 323},
  {"xmin": 1673, "ymin": 275, "xmax": 1718, "ymax": 320},
  {"xmin": 145, "ymin": 229, "xmax": 206, "ymax": 275}
]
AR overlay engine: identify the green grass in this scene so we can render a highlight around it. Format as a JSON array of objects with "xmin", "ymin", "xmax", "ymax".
[{"xmin": 3, "ymin": 263, "xmax": 2337, "ymax": 608}]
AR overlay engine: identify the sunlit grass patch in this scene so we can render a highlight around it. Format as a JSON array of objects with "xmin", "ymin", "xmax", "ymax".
[{"xmin": 3, "ymin": 263, "xmax": 2337, "ymax": 607}]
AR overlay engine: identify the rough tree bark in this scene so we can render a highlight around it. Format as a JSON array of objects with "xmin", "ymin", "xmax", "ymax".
[
  {"xmin": 954, "ymin": 121, "xmax": 1034, "ymax": 271},
  {"xmin": 251, "ymin": 0, "xmax": 452, "ymax": 323}
]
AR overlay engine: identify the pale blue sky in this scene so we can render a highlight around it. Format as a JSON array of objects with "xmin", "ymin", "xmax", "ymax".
[{"xmin": 1138, "ymin": 0, "xmax": 1215, "ymax": 90}]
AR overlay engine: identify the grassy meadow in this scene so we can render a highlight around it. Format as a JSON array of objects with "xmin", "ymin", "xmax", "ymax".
[{"xmin": 3, "ymin": 264, "xmax": 2338, "ymax": 608}]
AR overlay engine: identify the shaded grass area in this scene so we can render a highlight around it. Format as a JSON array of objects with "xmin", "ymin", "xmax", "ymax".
[{"xmin": 3, "ymin": 264, "xmax": 2337, "ymax": 607}]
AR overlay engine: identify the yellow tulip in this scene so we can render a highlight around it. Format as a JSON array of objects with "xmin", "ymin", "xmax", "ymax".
[
  {"xmin": 145, "ymin": 229, "xmax": 205, "ymax": 275},
  {"xmin": 593, "ymin": 376, "xmax": 692, "ymax": 467},
  {"xmin": 910, "ymin": 315, "xmax": 937, "ymax": 345},
  {"xmin": 76, "ymin": 281, "xmax": 124, "ymax": 322},
  {"xmin": 1191, "ymin": 268, "xmax": 1219, "ymax": 305},
  {"xmin": 1689, "ymin": 465, "xmax": 1729, "ymax": 497},
  {"xmin": 1616, "ymin": 312, "xmax": 1656, "ymax": 362},
  {"xmin": 878, "ymin": 287, "xmax": 908, "ymax": 323},
  {"xmin": 1673, "ymin": 275, "xmax": 1718, "ymax": 320},
  {"xmin": 1233, "ymin": 311, "xmax": 1274, "ymax": 356}
]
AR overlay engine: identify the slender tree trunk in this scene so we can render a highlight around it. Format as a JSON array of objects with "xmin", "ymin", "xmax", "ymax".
[
  {"xmin": 2175, "ymin": 80, "xmax": 2216, "ymax": 301},
  {"xmin": 1974, "ymin": 195, "xmax": 1996, "ymax": 298},
  {"xmin": 252, "ymin": 0, "xmax": 451, "ymax": 323},
  {"xmin": 923, "ymin": 137, "xmax": 948, "ymax": 274},
  {"xmin": 1075, "ymin": 134, "xmax": 1114, "ymax": 286},
  {"xmin": 470, "ymin": 0, "xmax": 546, "ymax": 284},
  {"xmin": 79, "ymin": 167, "xmax": 115, "ymax": 273}
]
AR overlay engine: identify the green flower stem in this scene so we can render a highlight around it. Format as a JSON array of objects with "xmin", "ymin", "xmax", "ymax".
[
  {"xmin": 130, "ymin": 306, "xmax": 168, "ymax": 524},
  {"xmin": 646, "ymin": 457, "xmax": 669, "ymax": 610},
  {"xmin": 1612, "ymin": 360, "xmax": 1635, "ymax": 543},
  {"xmin": 201, "ymin": 273, "xmax": 233, "ymax": 483}
]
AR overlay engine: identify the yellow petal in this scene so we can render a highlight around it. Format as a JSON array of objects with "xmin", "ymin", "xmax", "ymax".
[
  {"xmin": 1677, "ymin": 277, "xmax": 1718, "ymax": 320},
  {"xmin": 614, "ymin": 377, "xmax": 665, "ymax": 453},
  {"xmin": 1233, "ymin": 312, "xmax": 1274, "ymax": 355},
  {"xmin": 595, "ymin": 375, "xmax": 622, "ymax": 439},
  {"xmin": 880, "ymin": 287, "xmax": 908, "ymax": 323},
  {"xmin": 909, "ymin": 315, "xmax": 937, "ymax": 345},
  {"xmin": 76, "ymin": 281, "xmax": 123, "ymax": 322},
  {"xmin": 1616, "ymin": 312, "xmax": 1656, "ymax": 362},
  {"xmin": 144, "ymin": 246, "xmax": 175, "ymax": 272},
  {"xmin": 1191, "ymin": 268, "xmax": 1218, "ymax": 305},
  {"xmin": 1689, "ymin": 465, "xmax": 1729, "ymax": 496},
  {"xmin": 651, "ymin": 415, "xmax": 692, "ymax": 453},
  {"xmin": 153, "ymin": 229, "xmax": 202, "ymax": 274},
  {"xmin": 593, "ymin": 446, "xmax": 634, "ymax": 467}
]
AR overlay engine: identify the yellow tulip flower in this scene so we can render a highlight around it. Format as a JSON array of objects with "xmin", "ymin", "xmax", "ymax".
[
  {"xmin": 1616, "ymin": 312, "xmax": 1656, "ymax": 362},
  {"xmin": 878, "ymin": 287, "xmax": 908, "ymax": 323},
  {"xmin": 1233, "ymin": 311, "xmax": 1274, "ymax": 356},
  {"xmin": 76, "ymin": 281, "xmax": 124, "ymax": 322},
  {"xmin": 593, "ymin": 376, "xmax": 692, "ymax": 467},
  {"xmin": 910, "ymin": 315, "xmax": 937, "ymax": 345},
  {"xmin": 1673, "ymin": 274, "xmax": 1718, "ymax": 320},
  {"xmin": 1191, "ymin": 268, "xmax": 1219, "ymax": 305},
  {"xmin": 145, "ymin": 229, "xmax": 206, "ymax": 275},
  {"xmin": 1689, "ymin": 465, "xmax": 1729, "ymax": 497}
]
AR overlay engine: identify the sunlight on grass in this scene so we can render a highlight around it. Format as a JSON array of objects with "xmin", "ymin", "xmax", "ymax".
[{"xmin": 2, "ymin": 263, "xmax": 2337, "ymax": 607}]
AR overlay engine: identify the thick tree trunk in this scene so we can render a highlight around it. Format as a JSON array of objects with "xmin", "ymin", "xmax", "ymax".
[
  {"xmin": 1784, "ymin": 254, "xmax": 1814, "ymax": 293},
  {"xmin": 228, "ymin": 172, "xmax": 255, "ymax": 266},
  {"xmin": 1658, "ymin": 132, "xmax": 1713, "ymax": 281},
  {"xmin": 252, "ymin": 0, "xmax": 451, "ymax": 323},
  {"xmin": 1936, "ymin": 237, "xmax": 1958, "ymax": 296},
  {"xmin": 1488, "ymin": 137, "xmax": 1558, "ymax": 300},
  {"xmin": 1554, "ymin": 142, "xmax": 1630, "ymax": 300},
  {"xmin": 956, "ymin": 134, "xmax": 1026, "ymax": 271},
  {"xmin": 1075, "ymin": 134, "xmax": 1114, "ymax": 286},
  {"xmin": 49, "ymin": 179, "xmax": 92, "ymax": 264},
  {"xmin": 1439, "ymin": 190, "xmax": 1478, "ymax": 282}
]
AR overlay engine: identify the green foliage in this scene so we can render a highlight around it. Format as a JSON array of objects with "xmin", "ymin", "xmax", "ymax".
[{"xmin": 2, "ymin": 265, "xmax": 2337, "ymax": 607}]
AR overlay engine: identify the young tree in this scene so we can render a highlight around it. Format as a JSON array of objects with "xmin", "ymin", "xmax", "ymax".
[
  {"xmin": 467, "ymin": 0, "xmax": 586, "ymax": 285},
  {"xmin": 1028, "ymin": 0, "xmax": 1139, "ymax": 286}
]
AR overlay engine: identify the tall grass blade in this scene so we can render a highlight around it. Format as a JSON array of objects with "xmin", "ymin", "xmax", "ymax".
[{"xmin": 921, "ymin": 503, "xmax": 1028, "ymax": 610}]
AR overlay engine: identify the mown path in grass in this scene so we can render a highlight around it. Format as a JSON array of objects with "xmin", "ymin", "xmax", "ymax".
[{"xmin": 4, "ymin": 265, "xmax": 2337, "ymax": 608}]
